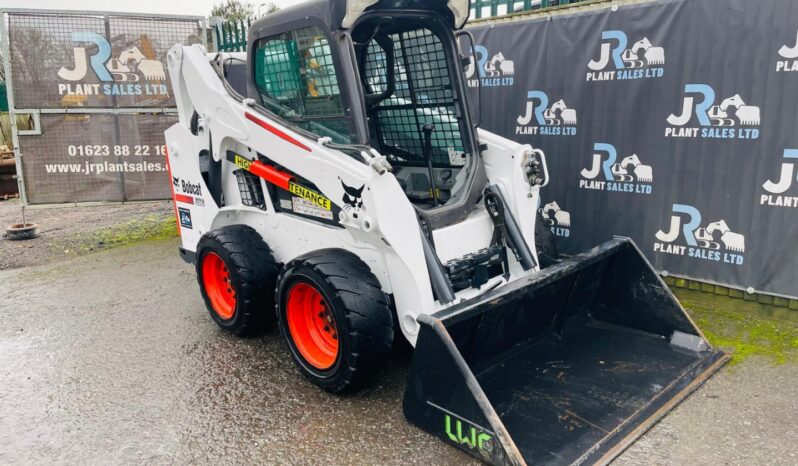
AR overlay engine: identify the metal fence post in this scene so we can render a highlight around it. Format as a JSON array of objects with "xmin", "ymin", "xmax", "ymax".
[
  {"xmin": 200, "ymin": 18, "xmax": 209, "ymax": 51},
  {"xmin": 0, "ymin": 12, "xmax": 27, "ymax": 204}
]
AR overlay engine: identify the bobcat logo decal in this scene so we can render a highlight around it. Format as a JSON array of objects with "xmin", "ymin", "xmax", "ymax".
[{"xmin": 341, "ymin": 180, "xmax": 365, "ymax": 219}]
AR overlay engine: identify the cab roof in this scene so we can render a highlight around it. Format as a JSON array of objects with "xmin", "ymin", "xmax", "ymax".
[{"xmin": 249, "ymin": 0, "xmax": 467, "ymax": 39}]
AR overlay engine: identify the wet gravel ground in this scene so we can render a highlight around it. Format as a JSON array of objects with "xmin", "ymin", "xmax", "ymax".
[
  {"xmin": 0, "ymin": 199, "xmax": 173, "ymax": 270},
  {"xmin": 1, "ymin": 238, "xmax": 796, "ymax": 465}
]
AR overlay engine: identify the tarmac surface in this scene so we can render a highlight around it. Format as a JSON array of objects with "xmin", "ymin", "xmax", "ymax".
[{"xmin": 1, "ymin": 237, "xmax": 797, "ymax": 465}]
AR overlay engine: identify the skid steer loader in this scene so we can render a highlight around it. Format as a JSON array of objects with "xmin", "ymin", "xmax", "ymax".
[{"xmin": 164, "ymin": 1, "xmax": 728, "ymax": 464}]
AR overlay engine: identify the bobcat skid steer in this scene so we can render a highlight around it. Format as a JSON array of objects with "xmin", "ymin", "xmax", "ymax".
[{"xmin": 164, "ymin": 1, "xmax": 727, "ymax": 464}]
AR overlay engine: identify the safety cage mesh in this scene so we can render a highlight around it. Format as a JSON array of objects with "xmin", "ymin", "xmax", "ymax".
[
  {"xmin": 363, "ymin": 28, "xmax": 466, "ymax": 167},
  {"xmin": 234, "ymin": 169, "xmax": 267, "ymax": 210}
]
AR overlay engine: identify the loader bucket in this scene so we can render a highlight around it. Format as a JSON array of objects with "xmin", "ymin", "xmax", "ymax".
[{"xmin": 403, "ymin": 237, "xmax": 728, "ymax": 466}]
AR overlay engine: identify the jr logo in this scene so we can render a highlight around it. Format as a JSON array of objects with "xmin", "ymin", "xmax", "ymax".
[
  {"xmin": 58, "ymin": 32, "xmax": 114, "ymax": 82},
  {"xmin": 57, "ymin": 32, "xmax": 168, "ymax": 98},
  {"xmin": 777, "ymin": 28, "xmax": 798, "ymax": 72},
  {"xmin": 760, "ymin": 149, "xmax": 798, "ymax": 208},
  {"xmin": 654, "ymin": 204, "xmax": 745, "ymax": 265},
  {"xmin": 579, "ymin": 143, "xmax": 653, "ymax": 195},
  {"xmin": 516, "ymin": 91, "xmax": 577, "ymax": 136},
  {"xmin": 665, "ymin": 84, "xmax": 760, "ymax": 140},
  {"xmin": 586, "ymin": 30, "xmax": 664, "ymax": 81},
  {"xmin": 444, "ymin": 415, "xmax": 493, "ymax": 454},
  {"xmin": 465, "ymin": 45, "xmax": 514, "ymax": 88}
]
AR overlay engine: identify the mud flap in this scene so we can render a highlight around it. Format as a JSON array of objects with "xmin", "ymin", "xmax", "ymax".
[{"xmin": 403, "ymin": 237, "xmax": 729, "ymax": 466}]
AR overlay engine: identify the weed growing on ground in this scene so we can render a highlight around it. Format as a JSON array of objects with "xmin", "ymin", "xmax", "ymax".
[
  {"xmin": 84, "ymin": 214, "xmax": 178, "ymax": 251},
  {"xmin": 677, "ymin": 292, "xmax": 798, "ymax": 365}
]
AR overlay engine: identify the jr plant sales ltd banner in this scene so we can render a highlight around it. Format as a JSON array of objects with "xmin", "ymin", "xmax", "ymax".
[
  {"xmin": 6, "ymin": 12, "xmax": 203, "ymax": 202},
  {"xmin": 465, "ymin": 0, "xmax": 798, "ymax": 297},
  {"xmin": 17, "ymin": 113, "xmax": 176, "ymax": 203}
]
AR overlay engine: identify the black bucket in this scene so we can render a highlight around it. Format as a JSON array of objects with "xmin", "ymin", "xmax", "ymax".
[{"xmin": 403, "ymin": 238, "xmax": 728, "ymax": 466}]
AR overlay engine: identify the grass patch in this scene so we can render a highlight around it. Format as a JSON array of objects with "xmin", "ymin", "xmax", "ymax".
[
  {"xmin": 80, "ymin": 213, "xmax": 178, "ymax": 252},
  {"xmin": 675, "ymin": 289, "xmax": 798, "ymax": 365}
]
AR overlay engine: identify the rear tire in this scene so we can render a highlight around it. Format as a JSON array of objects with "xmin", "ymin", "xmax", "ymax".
[
  {"xmin": 276, "ymin": 249, "xmax": 394, "ymax": 393},
  {"xmin": 196, "ymin": 225, "xmax": 279, "ymax": 336}
]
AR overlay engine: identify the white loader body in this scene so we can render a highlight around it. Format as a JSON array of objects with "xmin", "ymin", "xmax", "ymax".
[{"xmin": 164, "ymin": 44, "xmax": 544, "ymax": 345}]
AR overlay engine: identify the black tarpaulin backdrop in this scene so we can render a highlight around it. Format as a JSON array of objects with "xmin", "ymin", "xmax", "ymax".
[{"xmin": 466, "ymin": 0, "xmax": 798, "ymax": 298}]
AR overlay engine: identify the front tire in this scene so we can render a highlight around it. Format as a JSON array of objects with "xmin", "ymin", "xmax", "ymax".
[
  {"xmin": 276, "ymin": 250, "xmax": 394, "ymax": 393},
  {"xmin": 196, "ymin": 225, "xmax": 279, "ymax": 336}
]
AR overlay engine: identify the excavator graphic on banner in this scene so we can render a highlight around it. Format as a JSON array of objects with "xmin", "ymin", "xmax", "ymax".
[
  {"xmin": 695, "ymin": 220, "xmax": 746, "ymax": 253},
  {"xmin": 484, "ymin": 52, "xmax": 514, "ymax": 77},
  {"xmin": 544, "ymin": 99, "xmax": 578, "ymax": 126},
  {"xmin": 106, "ymin": 35, "xmax": 167, "ymax": 82},
  {"xmin": 622, "ymin": 37, "xmax": 665, "ymax": 68},
  {"xmin": 708, "ymin": 94, "xmax": 761, "ymax": 127},
  {"xmin": 611, "ymin": 154, "xmax": 653, "ymax": 183}
]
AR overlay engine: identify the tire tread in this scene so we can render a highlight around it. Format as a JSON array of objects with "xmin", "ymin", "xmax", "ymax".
[
  {"xmin": 196, "ymin": 225, "xmax": 279, "ymax": 336},
  {"xmin": 276, "ymin": 249, "xmax": 394, "ymax": 393}
]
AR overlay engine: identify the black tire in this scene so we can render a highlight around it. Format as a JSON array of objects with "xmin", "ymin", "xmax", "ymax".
[
  {"xmin": 196, "ymin": 225, "xmax": 279, "ymax": 336},
  {"xmin": 276, "ymin": 249, "xmax": 394, "ymax": 393},
  {"xmin": 535, "ymin": 210, "xmax": 560, "ymax": 268},
  {"xmin": 5, "ymin": 223, "xmax": 39, "ymax": 241}
]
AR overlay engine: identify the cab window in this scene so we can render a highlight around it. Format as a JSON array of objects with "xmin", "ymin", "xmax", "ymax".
[{"xmin": 253, "ymin": 26, "xmax": 353, "ymax": 144}]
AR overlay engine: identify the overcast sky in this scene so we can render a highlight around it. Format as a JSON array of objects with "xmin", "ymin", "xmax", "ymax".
[{"xmin": 1, "ymin": 0, "xmax": 308, "ymax": 18}]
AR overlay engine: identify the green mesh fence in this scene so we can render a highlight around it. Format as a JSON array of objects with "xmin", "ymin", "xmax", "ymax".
[
  {"xmin": 471, "ymin": 0, "xmax": 589, "ymax": 19},
  {"xmin": 215, "ymin": 19, "xmax": 251, "ymax": 52},
  {"xmin": 0, "ymin": 83, "xmax": 8, "ymax": 112}
]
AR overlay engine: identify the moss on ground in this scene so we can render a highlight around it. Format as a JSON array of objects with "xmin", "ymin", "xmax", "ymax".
[
  {"xmin": 71, "ymin": 213, "xmax": 178, "ymax": 253},
  {"xmin": 674, "ymin": 289, "xmax": 798, "ymax": 366}
]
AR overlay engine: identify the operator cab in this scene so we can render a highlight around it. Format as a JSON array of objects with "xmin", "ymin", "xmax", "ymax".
[
  {"xmin": 245, "ymin": 0, "xmax": 485, "ymax": 228},
  {"xmin": 351, "ymin": 13, "xmax": 473, "ymax": 210}
]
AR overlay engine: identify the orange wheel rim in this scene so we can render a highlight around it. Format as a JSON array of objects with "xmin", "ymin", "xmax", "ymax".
[
  {"xmin": 202, "ymin": 252, "xmax": 236, "ymax": 320},
  {"xmin": 286, "ymin": 282, "xmax": 339, "ymax": 370}
]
